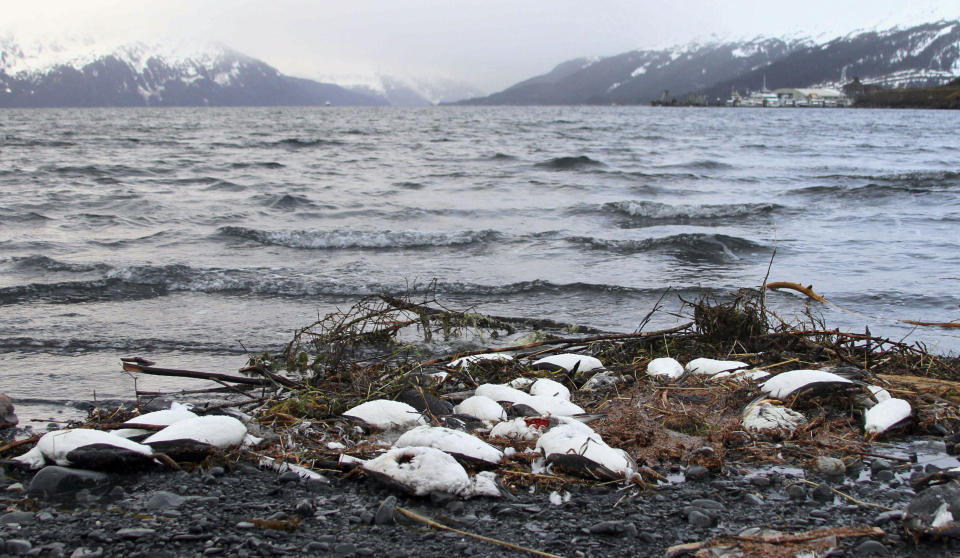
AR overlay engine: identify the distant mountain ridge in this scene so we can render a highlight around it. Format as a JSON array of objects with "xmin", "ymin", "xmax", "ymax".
[
  {"xmin": 456, "ymin": 19, "xmax": 960, "ymax": 105},
  {"xmin": 0, "ymin": 39, "xmax": 386, "ymax": 107}
]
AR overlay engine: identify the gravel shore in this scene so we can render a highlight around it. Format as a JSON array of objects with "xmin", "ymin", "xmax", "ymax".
[{"xmin": 3, "ymin": 449, "xmax": 960, "ymax": 558}]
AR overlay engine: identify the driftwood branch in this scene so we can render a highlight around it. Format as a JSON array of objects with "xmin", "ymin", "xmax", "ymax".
[{"xmin": 121, "ymin": 358, "xmax": 304, "ymax": 389}]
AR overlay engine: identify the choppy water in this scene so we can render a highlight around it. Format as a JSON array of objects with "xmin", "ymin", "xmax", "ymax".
[{"xmin": 1, "ymin": 106, "xmax": 958, "ymax": 421}]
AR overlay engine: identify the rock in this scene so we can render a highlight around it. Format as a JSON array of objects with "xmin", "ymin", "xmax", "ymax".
[
  {"xmin": 375, "ymin": 496, "xmax": 397, "ymax": 525},
  {"xmin": 875, "ymin": 470, "xmax": 895, "ymax": 483},
  {"xmin": 813, "ymin": 456, "xmax": 846, "ymax": 476},
  {"xmin": 874, "ymin": 510, "xmax": 903, "ymax": 524},
  {"xmin": 587, "ymin": 520, "xmax": 637, "ymax": 536},
  {"xmin": 870, "ymin": 459, "xmax": 892, "ymax": 474},
  {"xmin": 688, "ymin": 509, "xmax": 713, "ymax": 528},
  {"xmin": 115, "ymin": 528, "xmax": 155, "ymax": 539},
  {"xmin": 144, "ymin": 490, "xmax": 185, "ymax": 511},
  {"xmin": 0, "ymin": 394, "xmax": 19, "ymax": 428},
  {"xmin": 688, "ymin": 499, "xmax": 725, "ymax": 517},
  {"xmin": 685, "ymin": 466, "xmax": 710, "ymax": 481},
  {"xmin": 903, "ymin": 479, "xmax": 960, "ymax": 537},
  {"xmin": 334, "ymin": 542, "xmax": 357, "ymax": 557},
  {"xmin": 854, "ymin": 540, "xmax": 889, "ymax": 555},
  {"xmin": 0, "ymin": 511, "xmax": 35, "ymax": 525},
  {"xmin": 69, "ymin": 548, "xmax": 103, "ymax": 558},
  {"xmin": 27, "ymin": 466, "xmax": 111, "ymax": 500},
  {"xmin": 787, "ymin": 484, "xmax": 807, "ymax": 501},
  {"xmin": 278, "ymin": 471, "xmax": 301, "ymax": 484},
  {"xmin": 813, "ymin": 484, "xmax": 834, "ymax": 502},
  {"xmin": 4, "ymin": 539, "xmax": 31, "ymax": 555}
]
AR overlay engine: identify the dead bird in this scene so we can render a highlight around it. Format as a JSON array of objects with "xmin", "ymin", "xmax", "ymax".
[{"xmin": 0, "ymin": 394, "xmax": 18, "ymax": 428}]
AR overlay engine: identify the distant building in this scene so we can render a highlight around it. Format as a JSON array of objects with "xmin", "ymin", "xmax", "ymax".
[{"xmin": 773, "ymin": 88, "xmax": 850, "ymax": 107}]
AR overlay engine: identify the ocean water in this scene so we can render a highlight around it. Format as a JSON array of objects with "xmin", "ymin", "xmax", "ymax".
[{"xmin": 1, "ymin": 106, "xmax": 958, "ymax": 422}]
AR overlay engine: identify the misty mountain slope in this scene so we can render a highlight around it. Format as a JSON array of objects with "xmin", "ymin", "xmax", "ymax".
[
  {"xmin": 0, "ymin": 40, "xmax": 386, "ymax": 107},
  {"xmin": 457, "ymin": 38, "xmax": 799, "ymax": 105},
  {"xmin": 697, "ymin": 20, "xmax": 960, "ymax": 100},
  {"xmin": 459, "ymin": 19, "xmax": 960, "ymax": 105},
  {"xmin": 343, "ymin": 75, "xmax": 486, "ymax": 106}
]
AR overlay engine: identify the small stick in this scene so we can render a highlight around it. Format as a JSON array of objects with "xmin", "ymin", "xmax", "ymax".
[
  {"xmin": 395, "ymin": 507, "xmax": 563, "ymax": 558},
  {"xmin": 790, "ymin": 479, "xmax": 895, "ymax": 511}
]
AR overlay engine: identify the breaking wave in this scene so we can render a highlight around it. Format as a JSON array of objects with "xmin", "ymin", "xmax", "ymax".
[
  {"xmin": 596, "ymin": 200, "xmax": 784, "ymax": 225},
  {"xmin": 567, "ymin": 233, "xmax": 767, "ymax": 262},
  {"xmin": 535, "ymin": 155, "xmax": 604, "ymax": 170},
  {"xmin": 219, "ymin": 226, "xmax": 502, "ymax": 250}
]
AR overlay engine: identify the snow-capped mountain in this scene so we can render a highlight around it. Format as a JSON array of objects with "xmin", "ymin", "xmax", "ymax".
[
  {"xmin": 0, "ymin": 38, "xmax": 386, "ymax": 107},
  {"xmin": 457, "ymin": 19, "xmax": 960, "ymax": 105}
]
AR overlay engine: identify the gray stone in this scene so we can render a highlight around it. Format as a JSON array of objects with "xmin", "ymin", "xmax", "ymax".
[
  {"xmin": 787, "ymin": 484, "xmax": 807, "ymax": 501},
  {"xmin": 375, "ymin": 496, "xmax": 397, "ymax": 525},
  {"xmin": 4, "ymin": 539, "xmax": 31, "ymax": 555},
  {"xmin": 69, "ymin": 546, "xmax": 103, "ymax": 558},
  {"xmin": 334, "ymin": 542, "xmax": 357, "ymax": 557},
  {"xmin": 688, "ymin": 510, "xmax": 713, "ymax": 528},
  {"xmin": 870, "ymin": 459, "xmax": 892, "ymax": 474},
  {"xmin": 27, "ymin": 466, "xmax": 111, "ymax": 500},
  {"xmin": 813, "ymin": 456, "xmax": 846, "ymax": 476},
  {"xmin": 236, "ymin": 522, "xmax": 256, "ymax": 529},
  {"xmin": 749, "ymin": 475, "xmax": 771, "ymax": 488},
  {"xmin": 587, "ymin": 520, "xmax": 637, "ymax": 536},
  {"xmin": 685, "ymin": 465, "xmax": 709, "ymax": 481},
  {"xmin": 0, "ymin": 512, "xmax": 35, "ymax": 525},
  {"xmin": 277, "ymin": 471, "xmax": 301, "ymax": 483},
  {"xmin": 144, "ymin": 490, "xmax": 185, "ymax": 511},
  {"xmin": 854, "ymin": 540, "xmax": 889, "ymax": 556},
  {"xmin": 873, "ymin": 510, "xmax": 903, "ymax": 524},
  {"xmin": 115, "ymin": 528, "xmax": 156, "ymax": 539},
  {"xmin": 812, "ymin": 484, "xmax": 834, "ymax": 502},
  {"xmin": 875, "ymin": 470, "xmax": 895, "ymax": 482},
  {"xmin": 744, "ymin": 494, "xmax": 764, "ymax": 506}
]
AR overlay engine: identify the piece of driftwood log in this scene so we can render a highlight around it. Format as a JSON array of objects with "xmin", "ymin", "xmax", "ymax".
[{"xmin": 121, "ymin": 358, "xmax": 304, "ymax": 389}]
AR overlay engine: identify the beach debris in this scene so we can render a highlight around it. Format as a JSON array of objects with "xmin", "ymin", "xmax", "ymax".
[
  {"xmin": 12, "ymin": 429, "xmax": 154, "ymax": 470},
  {"xmin": 684, "ymin": 357, "xmax": 748, "ymax": 376},
  {"xmin": 667, "ymin": 525, "xmax": 886, "ymax": 558},
  {"xmin": 864, "ymin": 398, "xmax": 912, "ymax": 436},
  {"xmin": 342, "ymin": 400, "xmax": 427, "ymax": 430},
  {"xmin": 397, "ymin": 389, "xmax": 454, "ymax": 417},
  {"xmin": 361, "ymin": 446, "xmax": 472, "ymax": 497},
  {"xmin": 646, "ymin": 357, "xmax": 684, "ymax": 379},
  {"xmin": 580, "ymin": 370, "xmax": 622, "ymax": 391},
  {"xmin": 529, "ymin": 378, "xmax": 570, "ymax": 400},
  {"xmin": 489, "ymin": 417, "xmax": 549, "ymax": 441},
  {"xmin": 903, "ymin": 479, "xmax": 960, "ymax": 538},
  {"xmin": 475, "ymin": 383, "xmax": 531, "ymax": 405},
  {"xmin": 394, "ymin": 426, "xmax": 503, "ymax": 465},
  {"xmin": 530, "ymin": 353, "xmax": 603, "ymax": 375},
  {"xmin": 0, "ymin": 394, "xmax": 18, "ymax": 428},
  {"xmin": 536, "ymin": 423, "xmax": 635, "ymax": 480},
  {"xmin": 453, "ymin": 395, "xmax": 508, "ymax": 422},
  {"xmin": 257, "ymin": 455, "xmax": 328, "ymax": 482},
  {"xmin": 759, "ymin": 369, "xmax": 854, "ymax": 399},
  {"xmin": 474, "ymin": 383, "xmax": 584, "ymax": 417},
  {"xmin": 449, "ymin": 353, "xmax": 513, "ymax": 368},
  {"xmin": 742, "ymin": 398, "xmax": 806, "ymax": 431},
  {"xmin": 710, "ymin": 368, "xmax": 770, "ymax": 382}
]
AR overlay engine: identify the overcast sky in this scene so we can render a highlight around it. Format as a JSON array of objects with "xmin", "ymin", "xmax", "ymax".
[{"xmin": 2, "ymin": 0, "xmax": 958, "ymax": 91}]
